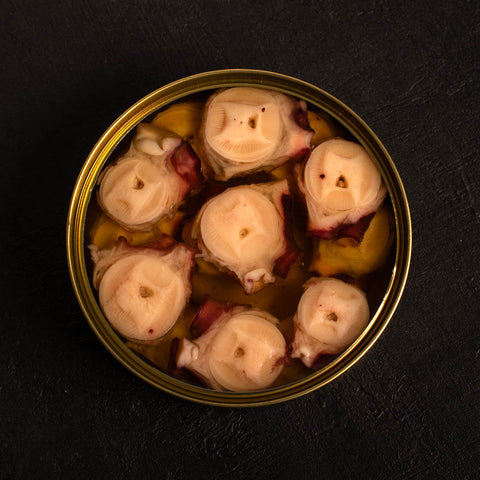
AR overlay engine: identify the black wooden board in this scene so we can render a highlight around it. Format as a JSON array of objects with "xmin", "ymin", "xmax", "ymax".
[{"xmin": 1, "ymin": 1, "xmax": 479, "ymax": 478}]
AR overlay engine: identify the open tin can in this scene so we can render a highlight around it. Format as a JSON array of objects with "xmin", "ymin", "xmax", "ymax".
[{"xmin": 66, "ymin": 69, "xmax": 411, "ymax": 407}]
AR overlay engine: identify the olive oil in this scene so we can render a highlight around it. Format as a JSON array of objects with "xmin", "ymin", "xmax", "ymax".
[{"xmin": 84, "ymin": 92, "xmax": 395, "ymax": 389}]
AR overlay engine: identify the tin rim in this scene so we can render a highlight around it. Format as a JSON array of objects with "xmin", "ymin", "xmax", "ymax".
[{"xmin": 66, "ymin": 69, "xmax": 412, "ymax": 407}]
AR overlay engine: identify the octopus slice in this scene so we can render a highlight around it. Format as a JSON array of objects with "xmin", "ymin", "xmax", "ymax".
[
  {"xmin": 187, "ymin": 179, "xmax": 300, "ymax": 294},
  {"xmin": 297, "ymin": 138, "xmax": 386, "ymax": 239},
  {"xmin": 175, "ymin": 297, "xmax": 287, "ymax": 392},
  {"xmin": 89, "ymin": 236, "xmax": 195, "ymax": 343},
  {"xmin": 98, "ymin": 123, "xmax": 203, "ymax": 231},
  {"xmin": 198, "ymin": 87, "xmax": 313, "ymax": 180},
  {"xmin": 290, "ymin": 277, "xmax": 370, "ymax": 368}
]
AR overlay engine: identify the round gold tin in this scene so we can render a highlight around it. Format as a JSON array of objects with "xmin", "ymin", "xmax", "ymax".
[{"xmin": 67, "ymin": 69, "xmax": 411, "ymax": 407}]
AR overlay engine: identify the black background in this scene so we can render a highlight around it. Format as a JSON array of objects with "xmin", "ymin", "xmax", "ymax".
[{"xmin": 2, "ymin": 1, "xmax": 479, "ymax": 478}]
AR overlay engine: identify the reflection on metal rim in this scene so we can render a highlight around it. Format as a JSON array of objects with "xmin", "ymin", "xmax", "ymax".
[{"xmin": 66, "ymin": 69, "xmax": 412, "ymax": 407}]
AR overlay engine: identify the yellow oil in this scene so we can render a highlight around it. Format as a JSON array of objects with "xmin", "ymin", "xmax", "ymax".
[{"xmin": 84, "ymin": 95, "xmax": 395, "ymax": 389}]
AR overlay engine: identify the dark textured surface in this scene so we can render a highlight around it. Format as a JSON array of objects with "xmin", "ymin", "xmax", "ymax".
[{"xmin": 2, "ymin": 1, "xmax": 479, "ymax": 478}]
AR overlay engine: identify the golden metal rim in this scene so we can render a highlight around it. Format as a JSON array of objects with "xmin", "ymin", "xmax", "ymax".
[{"xmin": 66, "ymin": 69, "xmax": 412, "ymax": 407}]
